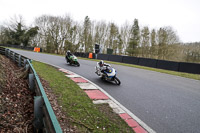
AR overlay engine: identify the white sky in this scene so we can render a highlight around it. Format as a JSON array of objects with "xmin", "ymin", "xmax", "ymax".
[{"xmin": 0, "ymin": 0, "xmax": 200, "ymax": 42}]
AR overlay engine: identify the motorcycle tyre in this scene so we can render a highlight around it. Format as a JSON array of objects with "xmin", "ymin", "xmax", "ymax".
[
  {"xmin": 69, "ymin": 61, "xmax": 72, "ymax": 65},
  {"xmin": 76, "ymin": 61, "xmax": 80, "ymax": 67},
  {"xmin": 114, "ymin": 77, "xmax": 121, "ymax": 85}
]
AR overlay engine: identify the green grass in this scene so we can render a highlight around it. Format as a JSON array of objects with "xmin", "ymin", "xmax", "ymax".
[
  {"xmin": 78, "ymin": 57, "xmax": 200, "ymax": 80},
  {"xmin": 32, "ymin": 61, "xmax": 134, "ymax": 133}
]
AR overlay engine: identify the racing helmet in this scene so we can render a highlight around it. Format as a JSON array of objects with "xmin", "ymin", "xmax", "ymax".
[{"xmin": 99, "ymin": 60, "xmax": 104, "ymax": 67}]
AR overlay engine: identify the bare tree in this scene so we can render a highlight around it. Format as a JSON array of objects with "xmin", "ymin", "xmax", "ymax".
[
  {"xmin": 157, "ymin": 26, "xmax": 180, "ymax": 60},
  {"xmin": 120, "ymin": 22, "xmax": 131, "ymax": 55}
]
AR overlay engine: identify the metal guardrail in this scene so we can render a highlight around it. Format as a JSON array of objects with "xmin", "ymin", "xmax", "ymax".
[{"xmin": 0, "ymin": 46, "xmax": 62, "ymax": 133}]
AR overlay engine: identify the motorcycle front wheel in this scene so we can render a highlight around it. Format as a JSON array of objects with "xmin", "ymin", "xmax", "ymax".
[
  {"xmin": 114, "ymin": 77, "xmax": 121, "ymax": 85},
  {"xmin": 76, "ymin": 61, "xmax": 80, "ymax": 67}
]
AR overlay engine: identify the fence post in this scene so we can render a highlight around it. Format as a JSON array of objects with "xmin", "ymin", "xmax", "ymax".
[
  {"xmin": 24, "ymin": 59, "xmax": 27, "ymax": 68},
  {"xmin": 25, "ymin": 63, "xmax": 30, "ymax": 71},
  {"xmin": 29, "ymin": 74, "xmax": 35, "ymax": 91},
  {"xmin": 24, "ymin": 59, "xmax": 30, "ymax": 72},
  {"xmin": 34, "ymin": 96, "xmax": 44, "ymax": 132},
  {"xmin": 13, "ymin": 52, "xmax": 15, "ymax": 61},
  {"xmin": 8, "ymin": 49, "xmax": 10, "ymax": 58},
  {"xmin": 18, "ymin": 55, "xmax": 21, "ymax": 67},
  {"xmin": 5, "ymin": 48, "xmax": 8, "ymax": 56}
]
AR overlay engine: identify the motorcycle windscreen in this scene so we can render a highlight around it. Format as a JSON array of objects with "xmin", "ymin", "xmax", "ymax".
[{"xmin": 105, "ymin": 67, "xmax": 116, "ymax": 77}]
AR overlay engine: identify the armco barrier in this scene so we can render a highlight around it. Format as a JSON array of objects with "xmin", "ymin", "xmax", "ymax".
[
  {"xmin": 108, "ymin": 55, "xmax": 123, "ymax": 62},
  {"xmin": 157, "ymin": 60, "xmax": 180, "ymax": 71},
  {"xmin": 0, "ymin": 46, "xmax": 62, "ymax": 133},
  {"xmin": 138, "ymin": 58, "xmax": 157, "ymax": 68},
  {"xmin": 179, "ymin": 62, "xmax": 200, "ymax": 74},
  {"xmin": 0, "ymin": 47, "xmax": 6, "ymax": 55},
  {"xmin": 122, "ymin": 56, "xmax": 139, "ymax": 64}
]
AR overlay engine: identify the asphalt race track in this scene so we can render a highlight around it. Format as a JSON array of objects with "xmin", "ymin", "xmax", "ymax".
[{"xmin": 12, "ymin": 49, "xmax": 200, "ymax": 133}]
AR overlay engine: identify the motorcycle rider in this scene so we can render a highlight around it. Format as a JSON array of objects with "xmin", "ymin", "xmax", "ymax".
[
  {"xmin": 96, "ymin": 60, "xmax": 111, "ymax": 76},
  {"xmin": 66, "ymin": 50, "xmax": 72, "ymax": 63}
]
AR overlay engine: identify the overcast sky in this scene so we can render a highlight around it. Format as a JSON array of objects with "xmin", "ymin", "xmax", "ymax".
[{"xmin": 0, "ymin": 0, "xmax": 200, "ymax": 43}]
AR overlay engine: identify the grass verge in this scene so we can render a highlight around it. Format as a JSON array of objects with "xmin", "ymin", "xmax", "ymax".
[{"xmin": 32, "ymin": 60, "xmax": 134, "ymax": 133}]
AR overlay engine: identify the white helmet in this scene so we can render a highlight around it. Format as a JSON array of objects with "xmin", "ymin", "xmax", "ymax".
[{"xmin": 99, "ymin": 60, "xmax": 104, "ymax": 67}]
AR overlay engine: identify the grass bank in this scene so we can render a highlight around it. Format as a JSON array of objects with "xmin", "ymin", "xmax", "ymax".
[{"xmin": 32, "ymin": 60, "xmax": 134, "ymax": 133}]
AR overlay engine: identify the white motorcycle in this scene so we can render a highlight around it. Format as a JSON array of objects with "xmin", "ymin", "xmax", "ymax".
[{"xmin": 95, "ymin": 63, "xmax": 121, "ymax": 85}]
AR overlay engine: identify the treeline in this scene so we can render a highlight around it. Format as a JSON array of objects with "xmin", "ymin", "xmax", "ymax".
[{"xmin": 0, "ymin": 15, "xmax": 199, "ymax": 63}]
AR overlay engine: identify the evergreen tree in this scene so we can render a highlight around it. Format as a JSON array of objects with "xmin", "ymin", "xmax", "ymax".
[
  {"xmin": 88, "ymin": 33, "xmax": 93, "ymax": 52},
  {"xmin": 150, "ymin": 29, "xmax": 157, "ymax": 58},
  {"xmin": 14, "ymin": 23, "xmax": 25, "ymax": 45},
  {"xmin": 108, "ymin": 23, "xmax": 119, "ymax": 54},
  {"xmin": 83, "ymin": 16, "xmax": 91, "ymax": 52},
  {"xmin": 157, "ymin": 28, "xmax": 167, "ymax": 59},
  {"xmin": 1, "ymin": 22, "xmax": 38, "ymax": 46},
  {"xmin": 117, "ymin": 34, "xmax": 123, "ymax": 55},
  {"xmin": 141, "ymin": 26, "xmax": 150, "ymax": 57},
  {"xmin": 126, "ymin": 19, "xmax": 140, "ymax": 56},
  {"xmin": 23, "ymin": 26, "xmax": 39, "ymax": 46}
]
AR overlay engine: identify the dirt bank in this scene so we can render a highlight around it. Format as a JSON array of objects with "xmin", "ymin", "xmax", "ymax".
[{"xmin": 0, "ymin": 55, "xmax": 34, "ymax": 133}]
